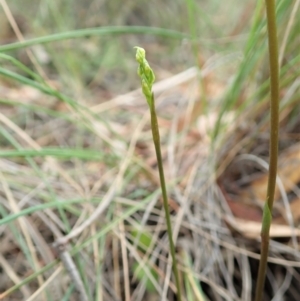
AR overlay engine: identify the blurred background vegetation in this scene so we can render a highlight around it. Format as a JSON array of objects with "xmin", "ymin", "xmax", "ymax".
[
  {"xmin": 0, "ymin": 0, "xmax": 251, "ymax": 94},
  {"xmin": 0, "ymin": 0, "xmax": 300, "ymax": 301}
]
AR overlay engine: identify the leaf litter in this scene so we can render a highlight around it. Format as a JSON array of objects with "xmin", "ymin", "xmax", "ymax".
[{"xmin": 0, "ymin": 5, "xmax": 300, "ymax": 301}]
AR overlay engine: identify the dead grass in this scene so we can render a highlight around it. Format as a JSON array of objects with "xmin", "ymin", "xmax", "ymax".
[{"xmin": 0, "ymin": 0, "xmax": 300, "ymax": 301}]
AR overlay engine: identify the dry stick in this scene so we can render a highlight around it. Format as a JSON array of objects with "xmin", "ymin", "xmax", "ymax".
[
  {"xmin": 118, "ymin": 206, "xmax": 131, "ymax": 301},
  {"xmin": 254, "ymin": 0, "xmax": 279, "ymax": 301},
  {"xmin": 135, "ymin": 47, "xmax": 183, "ymax": 301},
  {"xmin": 25, "ymin": 266, "xmax": 63, "ymax": 301},
  {"xmin": 58, "ymin": 246, "xmax": 88, "ymax": 301},
  {"xmin": 112, "ymin": 235, "xmax": 121, "ymax": 299}
]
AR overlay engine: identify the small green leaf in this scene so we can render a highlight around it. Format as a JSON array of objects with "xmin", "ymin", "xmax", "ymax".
[
  {"xmin": 262, "ymin": 202, "xmax": 272, "ymax": 234},
  {"xmin": 132, "ymin": 262, "xmax": 158, "ymax": 292},
  {"xmin": 131, "ymin": 228, "xmax": 153, "ymax": 250},
  {"xmin": 131, "ymin": 228, "xmax": 158, "ymax": 292}
]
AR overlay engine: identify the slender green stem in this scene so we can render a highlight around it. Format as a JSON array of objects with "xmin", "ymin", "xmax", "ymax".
[
  {"xmin": 135, "ymin": 47, "xmax": 182, "ymax": 301},
  {"xmin": 254, "ymin": 1, "xmax": 279, "ymax": 300},
  {"xmin": 149, "ymin": 96, "xmax": 182, "ymax": 301}
]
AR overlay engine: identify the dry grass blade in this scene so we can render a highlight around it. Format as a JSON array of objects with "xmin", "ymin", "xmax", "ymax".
[
  {"xmin": 0, "ymin": 0, "xmax": 48, "ymax": 79},
  {"xmin": 0, "ymin": 170, "xmax": 47, "ymax": 300},
  {"xmin": 1, "ymin": 1, "xmax": 300, "ymax": 300},
  {"xmin": 0, "ymin": 253, "xmax": 31, "ymax": 298}
]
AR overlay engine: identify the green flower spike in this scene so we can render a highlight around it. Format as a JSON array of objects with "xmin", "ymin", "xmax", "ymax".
[{"xmin": 134, "ymin": 47, "xmax": 155, "ymax": 106}]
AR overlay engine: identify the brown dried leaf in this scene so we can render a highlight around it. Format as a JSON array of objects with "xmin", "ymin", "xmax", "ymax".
[
  {"xmin": 226, "ymin": 199, "xmax": 262, "ymax": 222},
  {"xmin": 226, "ymin": 217, "xmax": 300, "ymax": 239},
  {"xmin": 274, "ymin": 197, "xmax": 300, "ymax": 225},
  {"xmin": 242, "ymin": 143, "xmax": 300, "ymax": 203}
]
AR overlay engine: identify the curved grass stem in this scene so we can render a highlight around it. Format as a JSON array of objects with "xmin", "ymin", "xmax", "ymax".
[{"xmin": 254, "ymin": 0, "xmax": 279, "ymax": 300}]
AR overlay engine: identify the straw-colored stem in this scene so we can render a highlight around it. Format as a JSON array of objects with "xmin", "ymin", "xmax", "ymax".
[
  {"xmin": 254, "ymin": 0, "xmax": 279, "ymax": 300},
  {"xmin": 149, "ymin": 94, "xmax": 182, "ymax": 301}
]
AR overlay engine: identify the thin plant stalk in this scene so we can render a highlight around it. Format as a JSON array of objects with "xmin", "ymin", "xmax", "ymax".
[
  {"xmin": 135, "ymin": 47, "xmax": 182, "ymax": 301},
  {"xmin": 254, "ymin": 0, "xmax": 279, "ymax": 300}
]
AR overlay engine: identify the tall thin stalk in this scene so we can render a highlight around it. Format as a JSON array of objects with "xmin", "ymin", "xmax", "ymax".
[
  {"xmin": 135, "ymin": 47, "xmax": 182, "ymax": 301},
  {"xmin": 254, "ymin": 0, "xmax": 279, "ymax": 300}
]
